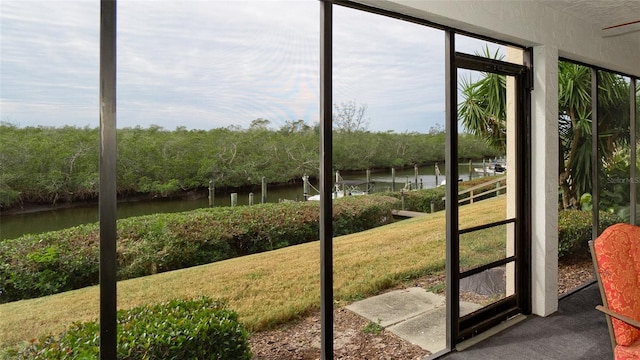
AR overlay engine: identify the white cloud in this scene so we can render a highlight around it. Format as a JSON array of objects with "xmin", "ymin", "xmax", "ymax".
[{"xmin": 1, "ymin": 0, "xmax": 505, "ymax": 132}]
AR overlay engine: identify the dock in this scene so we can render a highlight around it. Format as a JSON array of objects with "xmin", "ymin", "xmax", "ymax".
[{"xmin": 392, "ymin": 209, "xmax": 428, "ymax": 218}]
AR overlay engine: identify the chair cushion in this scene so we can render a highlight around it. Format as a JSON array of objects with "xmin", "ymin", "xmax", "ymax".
[
  {"xmin": 615, "ymin": 336, "xmax": 640, "ymax": 360},
  {"xmin": 594, "ymin": 223, "xmax": 640, "ymax": 347}
]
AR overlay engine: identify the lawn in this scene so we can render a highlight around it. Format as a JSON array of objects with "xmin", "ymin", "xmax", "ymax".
[{"xmin": 0, "ymin": 196, "xmax": 506, "ymax": 351}]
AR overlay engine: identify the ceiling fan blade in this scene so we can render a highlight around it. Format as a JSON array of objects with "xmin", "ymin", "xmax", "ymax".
[{"xmin": 602, "ymin": 19, "xmax": 640, "ymax": 30}]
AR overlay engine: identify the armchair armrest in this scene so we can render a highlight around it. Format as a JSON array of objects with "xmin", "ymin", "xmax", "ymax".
[{"xmin": 596, "ymin": 305, "xmax": 640, "ymax": 329}]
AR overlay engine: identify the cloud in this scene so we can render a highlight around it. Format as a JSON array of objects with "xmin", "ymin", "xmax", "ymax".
[{"xmin": 1, "ymin": 0, "xmax": 506, "ymax": 132}]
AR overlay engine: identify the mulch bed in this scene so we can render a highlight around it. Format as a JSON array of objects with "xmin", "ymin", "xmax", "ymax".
[{"xmin": 249, "ymin": 256, "xmax": 595, "ymax": 359}]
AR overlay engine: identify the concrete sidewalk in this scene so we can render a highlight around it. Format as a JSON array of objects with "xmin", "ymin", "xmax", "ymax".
[{"xmin": 346, "ymin": 288, "xmax": 481, "ymax": 353}]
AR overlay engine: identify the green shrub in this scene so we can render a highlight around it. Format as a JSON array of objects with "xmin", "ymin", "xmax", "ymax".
[
  {"xmin": 0, "ymin": 224, "xmax": 99, "ymax": 304},
  {"xmin": 375, "ymin": 186, "xmax": 446, "ymax": 213},
  {"xmin": 0, "ymin": 196, "xmax": 398, "ymax": 303},
  {"xmin": 558, "ymin": 210, "xmax": 622, "ymax": 258},
  {"xmin": 9, "ymin": 297, "xmax": 251, "ymax": 359}
]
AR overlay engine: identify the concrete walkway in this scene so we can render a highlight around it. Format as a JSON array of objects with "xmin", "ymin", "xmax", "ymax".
[{"xmin": 346, "ymin": 288, "xmax": 481, "ymax": 354}]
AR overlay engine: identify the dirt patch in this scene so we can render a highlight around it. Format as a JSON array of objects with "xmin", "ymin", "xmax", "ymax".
[
  {"xmin": 558, "ymin": 256, "xmax": 595, "ymax": 295},
  {"xmin": 249, "ymin": 257, "xmax": 594, "ymax": 359},
  {"xmin": 250, "ymin": 308, "xmax": 429, "ymax": 360}
]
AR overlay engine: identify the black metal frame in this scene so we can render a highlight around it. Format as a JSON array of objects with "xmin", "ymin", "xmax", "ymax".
[
  {"xmin": 521, "ymin": 47, "xmax": 533, "ymax": 318},
  {"xmin": 559, "ymin": 57, "xmax": 639, "ymax": 81},
  {"xmin": 99, "ymin": 0, "xmax": 117, "ymax": 358},
  {"xmin": 632, "ymin": 79, "xmax": 638, "ymax": 225},
  {"xmin": 451, "ymin": 51, "xmax": 532, "ymax": 343},
  {"xmin": 591, "ymin": 68, "xmax": 600, "ymax": 240},
  {"xmin": 319, "ymin": 2, "xmax": 334, "ymax": 359},
  {"xmin": 444, "ymin": 29, "xmax": 459, "ymax": 350}
]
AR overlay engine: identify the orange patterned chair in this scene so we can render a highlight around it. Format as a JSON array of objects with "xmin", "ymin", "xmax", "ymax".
[{"xmin": 590, "ymin": 223, "xmax": 640, "ymax": 360}]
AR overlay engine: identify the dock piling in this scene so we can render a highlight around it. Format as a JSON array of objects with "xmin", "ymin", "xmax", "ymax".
[
  {"xmin": 208, "ymin": 180, "xmax": 215, "ymax": 208},
  {"xmin": 303, "ymin": 174, "xmax": 309, "ymax": 201},
  {"xmin": 391, "ymin": 167, "xmax": 396, "ymax": 192},
  {"xmin": 366, "ymin": 169, "xmax": 371, "ymax": 194}
]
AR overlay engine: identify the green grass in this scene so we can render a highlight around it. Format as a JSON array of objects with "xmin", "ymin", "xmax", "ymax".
[
  {"xmin": 362, "ymin": 319, "xmax": 384, "ymax": 334},
  {"xmin": 0, "ymin": 196, "xmax": 507, "ymax": 352}
]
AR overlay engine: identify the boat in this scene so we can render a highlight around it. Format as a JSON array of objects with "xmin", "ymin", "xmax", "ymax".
[
  {"xmin": 439, "ymin": 178, "xmax": 463, "ymax": 186},
  {"xmin": 307, "ymin": 180, "xmax": 373, "ymax": 201},
  {"xmin": 474, "ymin": 163, "xmax": 506, "ymax": 175}
]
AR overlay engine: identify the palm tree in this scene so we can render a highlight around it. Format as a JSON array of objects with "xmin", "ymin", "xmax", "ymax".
[
  {"xmin": 459, "ymin": 58, "xmax": 632, "ymax": 210},
  {"xmin": 458, "ymin": 47, "xmax": 507, "ymax": 152},
  {"xmin": 558, "ymin": 63, "xmax": 630, "ymax": 210}
]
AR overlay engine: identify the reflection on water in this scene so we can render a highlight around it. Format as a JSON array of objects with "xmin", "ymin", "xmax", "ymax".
[{"xmin": 0, "ymin": 164, "xmax": 487, "ymax": 240}]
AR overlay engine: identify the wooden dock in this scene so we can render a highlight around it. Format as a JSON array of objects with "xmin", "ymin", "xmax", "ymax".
[{"xmin": 392, "ymin": 209, "xmax": 428, "ymax": 218}]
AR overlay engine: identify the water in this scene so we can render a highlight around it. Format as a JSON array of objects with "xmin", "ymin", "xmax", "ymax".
[
  {"xmin": 0, "ymin": 185, "xmax": 304, "ymax": 241},
  {"xmin": 0, "ymin": 163, "xmax": 490, "ymax": 240}
]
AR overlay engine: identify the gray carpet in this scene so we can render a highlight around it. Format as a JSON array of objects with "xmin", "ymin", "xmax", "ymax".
[{"xmin": 442, "ymin": 282, "xmax": 612, "ymax": 360}]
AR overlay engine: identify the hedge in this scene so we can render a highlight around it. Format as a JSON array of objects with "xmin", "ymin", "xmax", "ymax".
[
  {"xmin": 8, "ymin": 297, "xmax": 251, "ymax": 359},
  {"xmin": 558, "ymin": 210, "xmax": 622, "ymax": 258},
  {"xmin": 0, "ymin": 196, "xmax": 399, "ymax": 303},
  {"xmin": 376, "ymin": 186, "xmax": 446, "ymax": 213}
]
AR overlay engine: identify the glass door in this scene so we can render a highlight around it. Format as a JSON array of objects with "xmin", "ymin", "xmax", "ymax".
[{"xmin": 451, "ymin": 52, "xmax": 530, "ymax": 344}]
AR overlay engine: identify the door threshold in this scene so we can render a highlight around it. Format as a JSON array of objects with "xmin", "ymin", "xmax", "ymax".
[{"xmin": 455, "ymin": 314, "xmax": 527, "ymax": 351}]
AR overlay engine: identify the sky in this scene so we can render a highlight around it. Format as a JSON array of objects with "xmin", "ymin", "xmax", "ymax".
[{"xmin": 0, "ymin": 0, "xmax": 503, "ymax": 133}]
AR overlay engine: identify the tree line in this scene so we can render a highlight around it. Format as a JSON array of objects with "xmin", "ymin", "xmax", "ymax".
[{"xmin": 0, "ymin": 121, "xmax": 500, "ymax": 209}]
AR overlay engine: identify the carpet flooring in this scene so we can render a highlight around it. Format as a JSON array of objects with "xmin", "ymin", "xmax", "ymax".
[{"xmin": 442, "ymin": 282, "xmax": 612, "ymax": 360}]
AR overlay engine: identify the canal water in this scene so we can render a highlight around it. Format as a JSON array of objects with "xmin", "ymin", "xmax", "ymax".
[{"xmin": 0, "ymin": 164, "xmax": 488, "ymax": 240}]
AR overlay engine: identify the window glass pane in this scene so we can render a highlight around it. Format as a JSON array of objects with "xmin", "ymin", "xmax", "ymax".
[
  {"xmin": 455, "ymin": 34, "xmax": 523, "ymax": 65},
  {"xmin": 556, "ymin": 60, "xmax": 595, "ymax": 295},
  {"xmin": 598, "ymin": 72, "xmax": 631, "ymax": 227},
  {"xmin": 118, "ymin": 3, "xmax": 322, "ymax": 360},
  {"xmin": 459, "ymin": 263, "xmax": 511, "ymax": 315},
  {"xmin": 0, "ymin": 2, "xmax": 100, "ymax": 238},
  {"xmin": 1, "ymin": 2, "xmax": 328, "ymax": 359},
  {"xmin": 333, "ymin": 4, "xmax": 446, "ymax": 357},
  {"xmin": 558, "ymin": 61, "xmax": 592, "ymax": 211},
  {"xmin": 0, "ymin": 0, "xmax": 100, "ymax": 349},
  {"xmin": 457, "ymin": 62, "xmax": 517, "ymax": 315},
  {"xmin": 460, "ymin": 224, "xmax": 511, "ymax": 273}
]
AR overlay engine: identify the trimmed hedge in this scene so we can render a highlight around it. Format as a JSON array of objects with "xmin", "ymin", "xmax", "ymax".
[
  {"xmin": 558, "ymin": 210, "xmax": 622, "ymax": 258},
  {"xmin": 9, "ymin": 297, "xmax": 251, "ymax": 359},
  {"xmin": 0, "ymin": 196, "xmax": 399, "ymax": 303},
  {"xmin": 376, "ymin": 186, "xmax": 446, "ymax": 213}
]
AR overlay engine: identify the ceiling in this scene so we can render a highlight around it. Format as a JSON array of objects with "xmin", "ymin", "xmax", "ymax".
[{"xmin": 540, "ymin": 0, "xmax": 640, "ymax": 39}]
